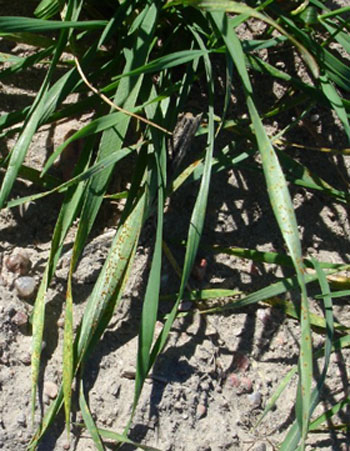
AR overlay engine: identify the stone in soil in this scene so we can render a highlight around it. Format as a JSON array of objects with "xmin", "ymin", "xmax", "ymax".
[{"xmin": 14, "ymin": 276, "xmax": 36, "ymax": 299}]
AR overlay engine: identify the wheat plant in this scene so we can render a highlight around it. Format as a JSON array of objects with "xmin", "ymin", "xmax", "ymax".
[{"xmin": 1, "ymin": 0, "xmax": 350, "ymax": 449}]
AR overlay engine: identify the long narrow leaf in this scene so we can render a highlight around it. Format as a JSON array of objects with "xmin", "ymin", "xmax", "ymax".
[
  {"xmin": 148, "ymin": 20, "xmax": 215, "ymax": 381},
  {"xmin": 319, "ymin": 71, "xmax": 350, "ymax": 143},
  {"xmin": 77, "ymin": 190, "xmax": 146, "ymax": 362},
  {"xmin": 71, "ymin": 1, "xmax": 158, "ymax": 268},
  {"xmin": 79, "ymin": 378, "xmax": 105, "ymax": 450},
  {"xmin": 210, "ymin": 12, "xmax": 312, "ymax": 445},
  {"xmin": 29, "ymin": 0, "xmax": 85, "ymax": 420},
  {"xmin": 0, "ymin": 17, "xmax": 107, "ymax": 32},
  {"xmin": 133, "ymin": 95, "xmax": 167, "ymax": 417},
  {"xmin": 63, "ymin": 275, "xmax": 74, "ymax": 439},
  {"xmin": 281, "ymin": 259, "xmax": 336, "ymax": 449}
]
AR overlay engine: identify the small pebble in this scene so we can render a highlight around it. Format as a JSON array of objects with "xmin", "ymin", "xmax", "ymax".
[
  {"xmin": 19, "ymin": 352, "xmax": 31, "ymax": 365},
  {"xmin": 111, "ymin": 383, "xmax": 120, "ymax": 397},
  {"xmin": 196, "ymin": 403, "xmax": 207, "ymax": 419},
  {"xmin": 227, "ymin": 374, "xmax": 253, "ymax": 394},
  {"xmin": 56, "ymin": 317, "xmax": 65, "ymax": 328},
  {"xmin": 239, "ymin": 376, "xmax": 253, "ymax": 394},
  {"xmin": 11, "ymin": 311, "xmax": 28, "ymax": 327},
  {"xmin": 105, "ymin": 417, "xmax": 113, "ymax": 427},
  {"xmin": 174, "ymin": 401, "xmax": 182, "ymax": 411},
  {"xmin": 16, "ymin": 413, "xmax": 26, "ymax": 427},
  {"xmin": 310, "ymin": 113, "xmax": 320, "ymax": 123},
  {"xmin": 44, "ymin": 381, "xmax": 58, "ymax": 400},
  {"xmin": 253, "ymin": 443, "xmax": 267, "ymax": 451},
  {"xmin": 227, "ymin": 373, "xmax": 240, "ymax": 388},
  {"xmin": 233, "ymin": 353, "xmax": 250, "ymax": 372},
  {"xmin": 247, "ymin": 391, "xmax": 262, "ymax": 408},
  {"xmin": 14, "ymin": 277, "xmax": 36, "ymax": 299},
  {"xmin": 5, "ymin": 251, "xmax": 31, "ymax": 275}
]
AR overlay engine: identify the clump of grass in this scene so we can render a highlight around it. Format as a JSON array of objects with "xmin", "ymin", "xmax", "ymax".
[{"xmin": 1, "ymin": 0, "xmax": 350, "ymax": 449}]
